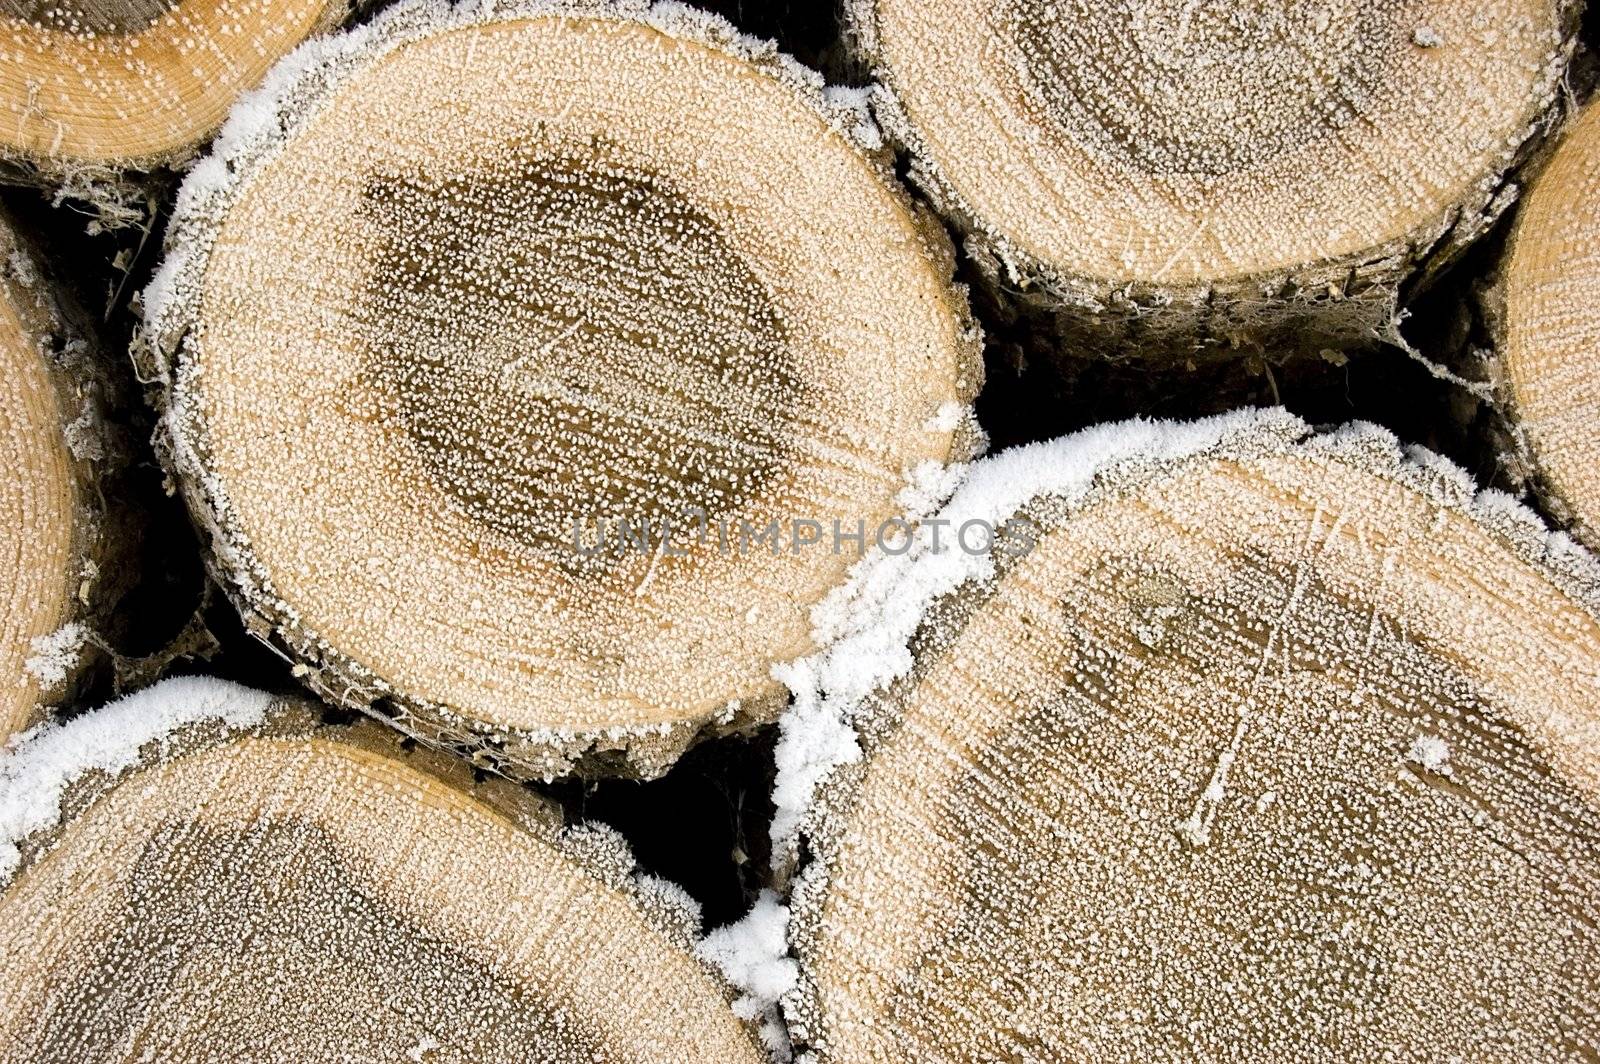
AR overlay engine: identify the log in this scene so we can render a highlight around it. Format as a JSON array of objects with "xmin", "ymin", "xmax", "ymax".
[
  {"xmin": 139, "ymin": 0, "xmax": 982, "ymax": 781},
  {"xmin": 0, "ymin": 677, "xmax": 769, "ymax": 1061},
  {"xmin": 1495, "ymin": 100, "xmax": 1600, "ymax": 550},
  {"xmin": 0, "ymin": 211, "xmax": 124, "ymax": 742},
  {"xmin": 845, "ymin": 0, "xmax": 1580, "ymax": 359},
  {"xmin": 0, "ymin": 0, "xmax": 347, "ymax": 182},
  {"xmin": 777, "ymin": 409, "xmax": 1600, "ymax": 1062}
]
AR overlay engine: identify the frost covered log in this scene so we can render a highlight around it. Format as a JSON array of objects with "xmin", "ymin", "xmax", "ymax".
[
  {"xmin": 0, "ymin": 211, "xmax": 124, "ymax": 742},
  {"xmin": 1494, "ymin": 100, "xmax": 1600, "ymax": 550},
  {"xmin": 846, "ymin": 0, "xmax": 1579, "ymax": 359},
  {"xmin": 0, "ymin": 0, "xmax": 346, "ymax": 181},
  {"xmin": 779, "ymin": 409, "xmax": 1600, "ymax": 1062},
  {"xmin": 140, "ymin": 0, "xmax": 982, "ymax": 780},
  {"xmin": 0, "ymin": 678, "xmax": 769, "ymax": 1062}
]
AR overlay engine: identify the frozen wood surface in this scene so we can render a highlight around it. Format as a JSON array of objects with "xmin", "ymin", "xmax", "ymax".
[
  {"xmin": 1, "ymin": 2, "xmax": 1598, "ymax": 1060},
  {"xmin": 848, "ymin": 0, "xmax": 1578, "ymax": 352},
  {"xmin": 0, "ymin": 678, "xmax": 768, "ymax": 1063},
  {"xmin": 141, "ymin": 0, "xmax": 981, "ymax": 781},
  {"xmin": 1500, "ymin": 99, "xmax": 1600, "ymax": 550},
  {"xmin": 0, "ymin": 211, "xmax": 119, "ymax": 742},
  {"xmin": 784, "ymin": 411, "xmax": 1600, "ymax": 1062},
  {"xmin": 0, "ymin": 0, "xmax": 346, "ymax": 175}
]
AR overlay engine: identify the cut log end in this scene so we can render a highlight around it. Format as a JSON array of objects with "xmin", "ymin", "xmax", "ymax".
[
  {"xmin": 788, "ymin": 413, "xmax": 1600, "ymax": 1062},
  {"xmin": 144, "ymin": 1, "xmax": 982, "ymax": 779},
  {"xmin": 0, "ymin": 212, "xmax": 120, "ymax": 742},
  {"xmin": 0, "ymin": 0, "xmax": 347, "ymax": 174},
  {"xmin": 0, "ymin": 679, "xmax": 768, "ymax": 1062},
  {"xmin": 1500, "ymin": 100, "xmax": 1600, "ymax": 550},
  {"xmin": 851, "ymin": 0, "xmax": 1577, "ymax": 346}
]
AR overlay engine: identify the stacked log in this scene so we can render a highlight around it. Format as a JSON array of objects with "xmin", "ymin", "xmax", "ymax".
[
  {"xmin": 0, "ymin": 0, "xmax": 346, "ymax": 183},
  {"xmin": 0, "ymin": 678, "xmax": 770, "ymax": 1061},
  {"xmin": 779, "ymin": 409, "xmax": 1600, "ymax": 1061},
  {"xmin": 139, "ymin": 0, "xmax": 982, "ymax": 781},
  {"xmin": 845, "ymin": 0, "xmax": 1580, "ymax": 359},
  {"xmin": 0, "ymin": 211, "xmax": 124, "ymax": 742},
  {"xmin": 1494, "ymin": 100, "xmax": 1600, "ymax": 548}
]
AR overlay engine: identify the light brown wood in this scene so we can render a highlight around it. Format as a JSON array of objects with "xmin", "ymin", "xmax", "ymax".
[
  {"xmin": 0, "ymin": 678, "xmax": 767, "ymax": 1062},
  {"xmin": 141, "ymin": 0, "xmax": 982, "ymax": 780},
  {"xmin": 787, "ymin": 412, "xmax": 1600, "ymax": 1062},
  {"xmin": 847, "ymin": 0, "xmax": 1579, "ymax": 356},
  {"xmin": 0, "ymin": 212, "xmax": 120, "ymax": 742},
  {"xmin": 1499, "ymin": 100, "xmax": 1600, "ymax": 550},
  {"xmin": 0, "ymin": 0, "xmax": 347, "ymax": 177}
]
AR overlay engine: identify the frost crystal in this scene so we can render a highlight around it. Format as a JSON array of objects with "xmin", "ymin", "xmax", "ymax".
[
  {"xmin": 1407, "ymin": 734, "xmax": 1452, "ymax": 774},
  {"xmin": 699, "ymin": 890, "xmax": 800, "ymax": 1059},
  {"xmin": 22, "ymin": 623, "xmax": 89, "ymax": 689},
  {"xmin": 772, "ymin": 408, "xmax": 1288, "ymax": 855}
]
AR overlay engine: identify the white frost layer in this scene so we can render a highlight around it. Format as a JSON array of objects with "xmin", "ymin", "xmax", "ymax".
[
  {"xmin": 0, "ymin": 676, "xmax": 275, "ymax": 882},
  {"xmin": 698, "ymin": 889, "xmax": 800, "ymax": 1059},
  {"xmin": 769, "ymin": 407, "xmax": 1295, "ymax": 854},
  {"xmin": 23, "ymin": 622, "xmax": 88, "ymax": 688}
]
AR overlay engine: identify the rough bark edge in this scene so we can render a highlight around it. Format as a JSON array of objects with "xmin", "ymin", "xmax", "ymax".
[
  {"xmin": 132, "ymin": 0, "xmax": 983, "ymax": 782},
  {"xmin": 767, "ymin": 406, "xmax": 1600, "ymax": 1059},
  {"xmin": 1476, "ymin": 274, "xmax": 1565, "ymax": 528},
  {"xmin": 841, "ymin": 0, "xmax": 1583, "ymax": 362},
  {"xmin": 0, "ymin": 0, "xmax": 352, "ymax": 221},
  {"xmin": 0, "ymin": 163, "xmax": 166, "ymax": 235},
  {"xmin": 0, "ymin": 209, "xmax": 133, "ymax": 734},
  {"xmin": 0, "ymin": 676, "xmax": 757, "ymax": 1031}
]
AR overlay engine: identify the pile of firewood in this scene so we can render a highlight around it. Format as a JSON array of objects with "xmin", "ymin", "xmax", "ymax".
[{"xmin": 2, "ymin": 1, "xmax": 1598, "ymax": 1060}]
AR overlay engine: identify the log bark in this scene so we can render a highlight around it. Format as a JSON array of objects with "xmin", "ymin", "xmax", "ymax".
[
  {"xmin": 0, "ymin": 210, "xmax": 127, "ymax": 742},
  {"xmin": 0, "ymin": 677, "xmax": 769, "ymax": 1062},
  {"xmin": 1493, "ymin": 100, "xmax": 1600, "ymax": 550},
  {"xmin": 138, "ymin": 0, "xmax": 983, "ymax": 781},
  {"xmin": 0, "ymin": 0, "xmax": 347, "ymax": 183},
  {"xmin": 845, "ymin": 0, "xmax": 1581, "ymax": 361},
  {"xmin": 780, "ymin": 409, "xmax": 1600, "ymax": 1062}
]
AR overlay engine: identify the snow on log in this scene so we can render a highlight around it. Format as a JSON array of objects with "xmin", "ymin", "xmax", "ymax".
[
  {"xmin": 0, "ymin": 0, "xmax": 346, "ymax": 180},
  {"xmin": 845, "ymin": 0, "xmax": 1579, "ymax": 358},
  {"xmin": 1496, "ymin": 100, "xmax": 1600, "ymax": 550},
  {"xmin": 776, "ymin": 408, "xmax": 1600, "ymax": 1062},
  {"xmin": 138, "ymin": 0, "xmax": 981, "ymax": 781},
  {"xmin": 0, "ymin": 211, "xmax": 124, "ymax": 742},
  {"xmin": 0, "ymin": 677, "xmax": 769, "ymax": 1062}
]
